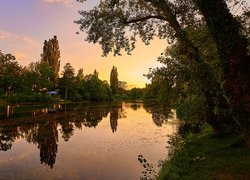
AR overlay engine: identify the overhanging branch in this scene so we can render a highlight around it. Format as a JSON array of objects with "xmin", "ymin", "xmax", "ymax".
[{"xmin": 122, "ymin": 15, "xmax": 167, "ymax": 24}]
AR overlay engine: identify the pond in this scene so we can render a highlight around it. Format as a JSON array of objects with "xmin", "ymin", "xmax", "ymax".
[{"xmin": 0, "ymin": 102, "xmax": 179, "ymax": 179}]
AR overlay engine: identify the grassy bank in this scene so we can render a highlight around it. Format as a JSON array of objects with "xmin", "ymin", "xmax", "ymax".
[{"xmin": 158, "ymin": 127, "xmax": 250, "ymax": 179}]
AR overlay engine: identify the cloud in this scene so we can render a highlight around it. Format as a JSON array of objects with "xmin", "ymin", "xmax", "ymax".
[
  {"xmin": 15, "ymin": 51, "xmax": 27, "ymax": 60},
  {"xmin": 42, "ymin": 0, "xmax": 73, "ymax": 6},
  {"xmin": 0, "ymin": 31, "xmax": 38, "ymax": 46},
  {"xmin": 0, "ymin": 31, "xmax": 19, "ymax": 39},
  {"xmin": 0, "ymin": 31, "xmax": 40, "ymax": 65}
]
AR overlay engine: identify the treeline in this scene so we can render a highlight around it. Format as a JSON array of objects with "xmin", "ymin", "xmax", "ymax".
[{"xmin": 0, "ymin": 36, "xmax": 145, "ymax": 103}]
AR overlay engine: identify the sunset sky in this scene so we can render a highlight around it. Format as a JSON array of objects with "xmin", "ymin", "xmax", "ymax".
[{"xmin": 0, "ymin": 0, "xmax": 167, "ymax": 89}]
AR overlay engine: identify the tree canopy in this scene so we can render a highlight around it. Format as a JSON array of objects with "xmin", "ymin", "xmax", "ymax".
[
  {"xmin": 0, "ymin": 51, "xmax": 22, "ymax": 97},
  {"xmin": 110, "ymin": 66, "xmax": 119, "ymax": 94},
  {"xmin": 41, "ymin": 36, "xmax": 61, "ymax": 86},
  {"xmin": 75, "ymin": 0, "xmax": 250, "ymax": 144}
]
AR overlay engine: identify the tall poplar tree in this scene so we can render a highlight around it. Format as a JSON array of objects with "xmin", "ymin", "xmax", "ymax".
[
  {"xmin": 110, "ymin": 66, "xmax": 118, "ymax": 95},
  {"xmin": 41, "ymin": 36, "xmax": 61, "ymax": 86}
]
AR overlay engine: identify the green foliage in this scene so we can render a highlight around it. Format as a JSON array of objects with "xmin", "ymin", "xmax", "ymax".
[
  {"xmin": 84, "ymin": 72, "xmax": 113, "ymax": 101},
  {"xmin": 177, "ymin": 95, "xmax": 206, "ymax": 134},
  {"xmin": 143, "ymin": 25, "xmax": 232, "ymax": 133},
  {"xmin": 110, "ymin": 66, "xmax": 118, "ymax": 94},
  {"xmin": 62, "ymin": 63, "xmax": 75, "ymax": 79},
  {"xmin": 127, "ymin": 88, "xmax": 144, "ymax": 100},
  {"xmin": 76, "ymin": 68, "xmax": 84, "ymax": 80},
  {"xmin": 58, "ymin": 68, "xmax": 113, "ymax": 101},
  {"xmin": 41, "ymin": 36, "xmax": 61, "ymax": 85},
  {"xmin": 21, "ymin": 61, "xmax": 54, "ymax": 94},
  {"xmin": 0, "ymin": 50, "xmax": 76, "ymax": 103},
  {"xmin": 118, "ymin": 81, "xmax": 127, "ymax": 93},
  {"xmin": 157, "ymin": 127, "xmax": 250, "ymax": 179},
  {"xmin": 0, "ymin": 50, "xmax": 22, "ymax": 96},
  {"xmin": 59, "ymin": 63, "xmax": 76, "ymax": 100},
  {"xmin": 75, "ymin": 0, "xmax": 201, "ymax": 56}
]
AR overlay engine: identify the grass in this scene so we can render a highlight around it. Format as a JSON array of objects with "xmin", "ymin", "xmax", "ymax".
[{"xmin": 157, "ymin": 126, "xmax": 250, "ymax": 180}]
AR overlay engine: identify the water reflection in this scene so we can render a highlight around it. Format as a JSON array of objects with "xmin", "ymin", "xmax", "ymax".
[
  {"xmin": 130, "ymin": 103, "xmax": 141, "ymax": 111},
  {"xmin": 143, "ymin": 102, "xmax": 172, "ymax": 127},
  {"xmin": 35, "ymin": 121, "xmax": 58, "ymax": 168},
  {"xmin": 0, "ymin": 102, "xmax": 177, "ymax": 176},
  {"xmin": 0, "ymin": 126, "xmax": 16, "ymax": 151},
  {"xmin": 77, "ymin": 105, "xmax": 110, "ymax": 128}
]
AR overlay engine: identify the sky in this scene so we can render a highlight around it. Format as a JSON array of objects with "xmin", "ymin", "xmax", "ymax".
[
  {"xmin": 0, "ymin": 0, "xmax": 167, "ymax": 89},
  {"xmin": 1, "ymin": 0, "xmax": 248, "ymax": 89}
]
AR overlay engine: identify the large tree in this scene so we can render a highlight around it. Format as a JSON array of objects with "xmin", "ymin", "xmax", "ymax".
[
  {"xmin": 22, "ymin": 61, "xmax": 54, "ymax": 93},
  {"xmin": 194, "ymin": 0, "xmax": 250, "ymax": 143},
  {"xmin": 60, "ymin": 63, "xmax": 75, "ymax": 100},
  {"xmin": 110, "ymin": 66, "xmax": 119, "ymax": 94},
  {"xmin": 84, "ymin": 70, "xmax": 113, "ymax": 101},
  {"xmin": 41, "ymin": 36, "xmax": 61, "ymax": 86},
  {"xmin": 75, "ymin": 0, "xmax": 249, "ymax": 142},
  {"xmin": 0, "ymin": 50, "xmax": 22, "ymax": 97}
]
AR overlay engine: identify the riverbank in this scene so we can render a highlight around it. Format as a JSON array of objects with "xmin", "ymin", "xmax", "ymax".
[{"xmin": 158, "ymin": 126, "xmax": 250, "ymax": 179}]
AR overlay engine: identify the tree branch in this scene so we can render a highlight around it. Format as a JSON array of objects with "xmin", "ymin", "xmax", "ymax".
[{"xmin": 122, "ymin": 15, "xmax": 167, "ymax": 24}]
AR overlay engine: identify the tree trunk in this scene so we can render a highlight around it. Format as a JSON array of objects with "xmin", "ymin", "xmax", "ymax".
[
  {"xmin": 195, "ymin": 0, "xmax": 250, "ymax": 145},
  {"xmin": 148, "ymin": 0, "xmax": 235, "ymax": 135}
]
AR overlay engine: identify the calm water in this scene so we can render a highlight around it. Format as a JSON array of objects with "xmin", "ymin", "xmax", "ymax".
[{"xmin": 0, "ymin": 102, "xmax": 178, "ymax": 179}]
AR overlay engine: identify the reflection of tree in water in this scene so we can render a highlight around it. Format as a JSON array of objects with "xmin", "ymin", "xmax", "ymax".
[
  {"xmin": 59, "ymin": 120, "xmax": 74, "ymax": 142},
  {"xmin": 33, "ymin": 121, "xmax": 58, "ymax": 169},
  {"xmin": 110, "ymin": 106, "xmax": 119, "ymax": 133},
  {"xmin": 109, "ymin": 105, "xmax": 125, "ymax": 133},
  {"xmin": 74, "ymin": 103, "xmax": 125, "ymax": 133},
  {"xmin": 75, "ymin": 105, "xmax": 110, "ymax": 128},
  {"xmin": 20, "ymin": 124, "xmax": 39, "ymax": 143},
  {"xmin": 0, "ymin": 119, "xmax": 59, "ymax": 168},
  {"xmin": 0, "ymin": 126, "xmax": 18, "ymax": 151},
  {"xmin": 143, "ymin": 103, "xmax": 172, "ymax": 127},
  {"xmin": 130, "ymin": 103, "xmax": 141, "ymax": 111},
  {"xmin": 0, "ymin": 102, "xmax": 128, "ymax": 168},
  {"xmin": 83, "ymin": 111, "xmax": 104, "ymax": 127}
]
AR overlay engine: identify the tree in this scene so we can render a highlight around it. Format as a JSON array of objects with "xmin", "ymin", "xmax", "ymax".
[
  {"xmin": 84, "ymin": 70, "xmax": 113, "ymax": 101},
  {"xmin": 75, "ymin": 0, "xmax": 249, "ymax": 141},
  {"xmin": 41, "ymin": 36, "xmax": 61, "ymax": 86},
  {"xmin": 118, "ymin": 81, "xmax": 127, "ymax": 93},
  {"xmin": 144, "ymin": 32, "xmax": 216, "ymax": 130},
  {"xmin": 194, "ymin": 0, "xmax": 250, "ymax": 144},
  {"xmin": 0, "ymin": 50, "xmax": 22, "ymax": 97},
  {"xmin": 60, "ymin": 63, "xmax": 75, "ymax": 100},
  {"xmin": 129, "ymin": 88, "xmax": 144, "ymax": 100},
  {"xmin": 36, "ymin": 61, "xmax": 54, "ymax": 90},
  {"xmin": 76, "ymin": 68, "xmax": 84, "ymax": 80},
  {"xmin": 75, "ymin": 68, "xmax": 86, "ymax": 100},
  {"xmin": 22, "ymin": 61, "xmax": 54, "ymax": 93},
  {"xmin": 110, "ymin": 66, "xmax": 118, "ymax": 94}
]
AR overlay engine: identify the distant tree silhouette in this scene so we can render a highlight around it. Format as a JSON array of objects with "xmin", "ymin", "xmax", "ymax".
[
  {"xmin": 110, "ymin": 66, "xmax": 118, "ymax": 95},
  {"xmin": 61, "ymin": 63, "xmax": 75, "ymax": 100},
  {"xmin": 41, "ymin": 36, "xmax": 61, "ymax": 86},
  {"xmin": 76, "ymin": 68, "xmax": 84, "ymax": 80},
  {"xmin": 110, "ymin": 106, "xmax": 119, "ymax": 133}
]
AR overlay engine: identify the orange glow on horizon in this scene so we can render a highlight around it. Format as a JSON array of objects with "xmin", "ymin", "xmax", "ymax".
[{"xmin": 0, "ymin": 0, "xmax": 168, "ymax": 89}]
